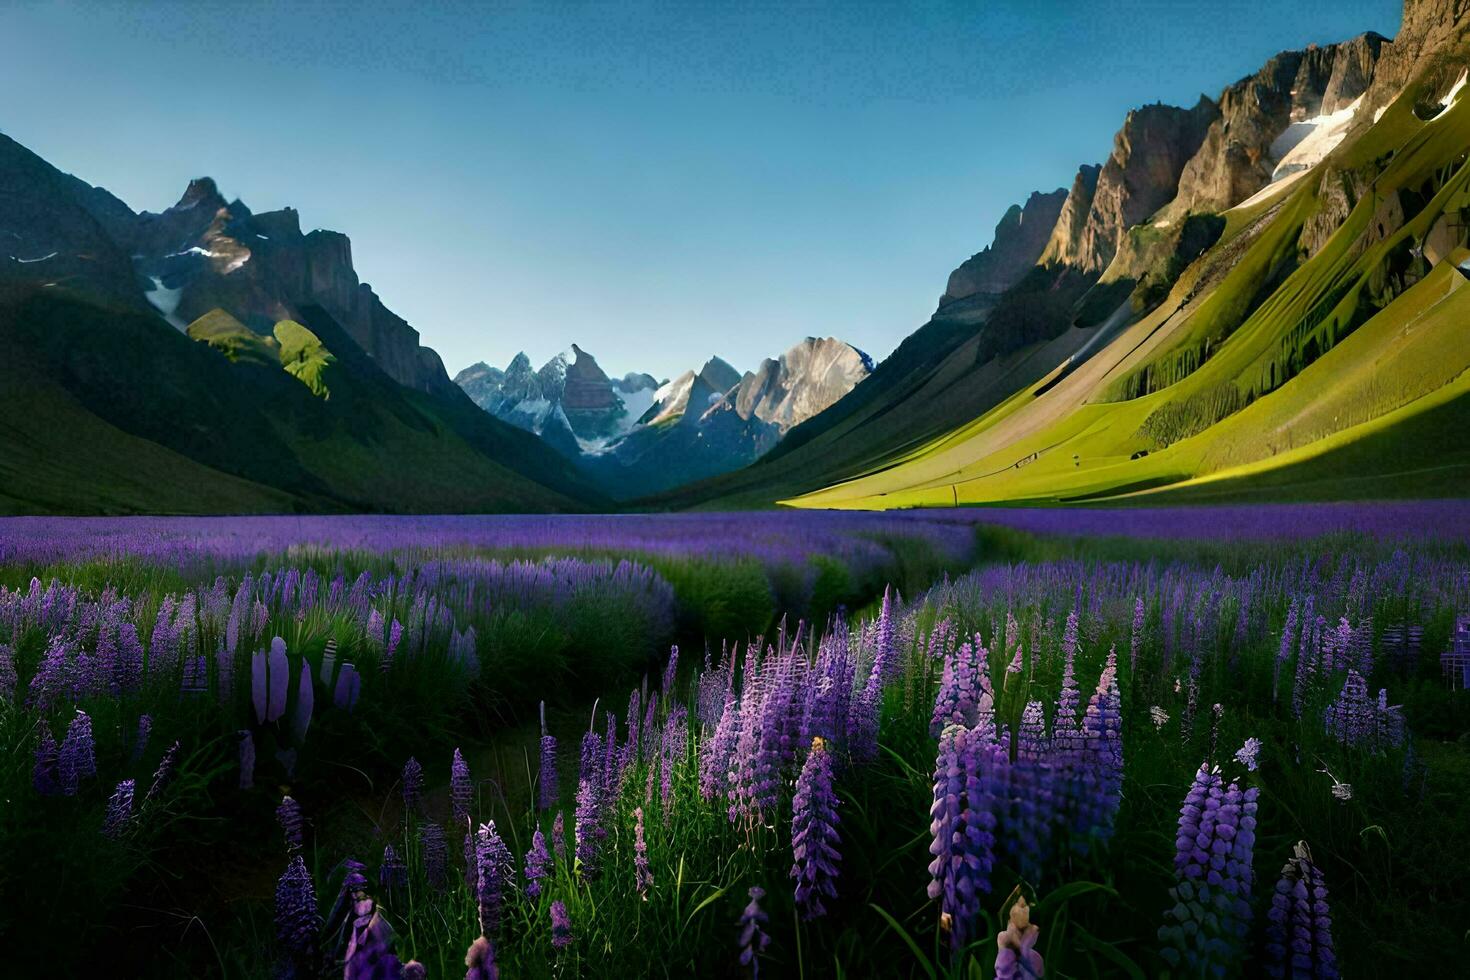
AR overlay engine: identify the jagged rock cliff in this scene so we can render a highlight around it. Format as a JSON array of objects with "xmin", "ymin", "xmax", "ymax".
[
  {"xmin": 1043, "ymin": 99, "xmax": 1219, "ymax": 275},
  {"xmin": 940, "ymin": 189, "xmax": 1068, "ymax": 310},
  {"xmin": 728, "ymin": 337, "xmax": 872, "ymax": 432},
  {"xmin": 1165, "ymin": 35, "xmax": 1388, "ymax": 218}
]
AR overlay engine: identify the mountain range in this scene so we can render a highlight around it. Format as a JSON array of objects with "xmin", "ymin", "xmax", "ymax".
[
  {"xmin": 453, "ymin": 338, "xmax": 871, "ymax": 499},
  {"xmin": 0, "ymin": 137, "xmax": 601, "ymax": 513},
  {"xmin": 661, "ymin": 0, "xmax": 1470, "ymax": 510},
  {"xmin": 4, "ymin": 0, "xmax": 1469, "ymax": 515}
]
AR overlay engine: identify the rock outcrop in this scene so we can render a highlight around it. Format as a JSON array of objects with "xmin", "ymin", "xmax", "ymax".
[
  {"xmin": 728, "ymin": 337, "xmax": 872, "ymax": 433},
  {"xmin": 1164, "ymin": 35, "xmax": 1388, "ymax": 218},
  {"xmin": 939, "ymin": 189, "xmax": 1068, "ymax": 310},
  {"xmin": 1038, "ymin": 165, "xmax": 1104, "ymax": 270},
  {"xmin": 116, "ymin": 181, "xmax": 457, "ymax": 394},
  {"xmin": 1362, "ymin": 0, "xmax": 1470, "ymax": 114},
  {"xmin": 1043, "ymin": 99, "xmax": 1219, "ymax": 275}
]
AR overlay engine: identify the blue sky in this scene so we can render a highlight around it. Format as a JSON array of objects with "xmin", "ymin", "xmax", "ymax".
[{"xmin": 0, "ymin": 1, "xmax": 1400, "ymax": 380}]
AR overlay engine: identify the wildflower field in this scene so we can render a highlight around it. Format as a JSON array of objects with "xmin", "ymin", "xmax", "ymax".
[{"xmin": 1, "ymin": 505, "xmax": 1468, "ymax": 978}]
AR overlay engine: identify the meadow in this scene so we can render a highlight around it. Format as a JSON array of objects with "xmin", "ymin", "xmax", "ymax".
[{"xmin": 1, "ymin": 504, "xmax": 1467, "ymax": 978}]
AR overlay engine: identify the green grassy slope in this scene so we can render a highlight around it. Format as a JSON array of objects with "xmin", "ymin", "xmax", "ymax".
[
  {"xmin": 0, "ymin": 286, "xmax": 602, "ymax": 514},
  {"xmin": 0, "ymin": 338, "xmax": 300, "ymax": 514},
  {"xmin": 782, "ymin": 68, "xmax": 1470, "ymax": 511}
]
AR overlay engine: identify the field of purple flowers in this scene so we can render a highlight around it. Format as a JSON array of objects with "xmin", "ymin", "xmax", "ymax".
[{"xmin": 2, "ymin": 506, "xmax": 1468, "ymax": 978}]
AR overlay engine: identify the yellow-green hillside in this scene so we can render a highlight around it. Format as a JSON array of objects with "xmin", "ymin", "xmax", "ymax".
[{"xmin": 787, "ymin": 73, "xmax": 1470, "ymax": 510}]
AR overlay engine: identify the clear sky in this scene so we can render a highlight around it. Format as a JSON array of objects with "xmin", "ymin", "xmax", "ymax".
[{"xmin": 0, "ymin": 0, "xmax": 1401, "ymax": 381}]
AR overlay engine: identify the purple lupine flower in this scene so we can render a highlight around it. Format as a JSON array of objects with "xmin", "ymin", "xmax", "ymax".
[
  {"xmin": 333, "ymin": 663, "xmax": 361, "ymax": 712},
  {"xmin": 700, "ymin": 689, "xmax": 739, "ymax": 802},
  {"xmin": 602, "ymin": 711, "xmax": 622, "ymax": 803},
  {"xmin": 452, "ymin": 747, "xmax": 473, "ymax": 824},
  {"xmin": 634, "ymin": 806, "xmax": 653, "ymax": 899},
  {"xmin": 465, "ymin": 936, "xmax": 500, "ymax": 980},
  {"xmin": 1234, "ymin": 737, "xmax": 1262, "ymax": 773},
  {"xmin": 274, "ymin": 854, "xmax": 319, "ymax": 972},
  {"xmin": 144, "ymin": 740, "xmax": 179, "ymax": 806},
  {"xmin": 383, "ymin": 618, "xmax": 403, "ymax": 672},
  {"xmin": 928, "ymin": 724, "xmax": 1000, "ymax": 950},
  {"xmin": 1054, "ymin": 644, "xmax": 1082, "ymax": 743},
  {"xmin": 238, "ymin": 730, "xmax": 256, "ymax": 790},
  {"xmin": 550, "ymin": 899, "xmax": 574, "ymax": 950},
  {"xmin": 131, "ymin": 713, "xmax": 152, "ymax": 764},
  {"xmin": 102, "ymin": 779, "xmax": 135, "ymax": 838},
  {"xmin": 1073, "ymin": 666, "xmax": 1123, "ymax": 851},
  {"xmin": 847, "ymin": 674, "xmax": 881, "ymax": 765},
  {"xmin": 870, "ymin": 585, "xmax": 900, "ymax": 687},
  {"xmin": 625, "ymin": 687, "xmax": 642, "ymax": 760},
  {"xmin": 1275, "ymin": 599, "xmax": 1299, "ymax": 704},
  {"xmin": 659, "ymin": 706, "xmax": 686, "ymax": 818},
  {"xmin": 277, "ymin": 795, "xmax": 306, "ymax": 851},
  {"xmin": 379, "ymin": 843, "xmax": 407, "ymax": 892},
  {"xmin": 931, "ymin": 639, "xmax": 992, "ymax": 736},
  {"xmin": 1292, "ymin": 602, "xmax": 1320, "ymax": 718},
  {"xmin": 1130, "ymin": 596, "xmax": 1145, "ymax": 680},
  {"xmin": 995, "ymin": 893, "xmax": 1044, "ymax": 979},
  {"xmin": 0, "ymin": 644, "xmax": 16, "ymax": 703},
  {"xmin": 538, "ymin": 705, "xmax": 558, "ymax": 812},
  {"xmin": 525, "ymin": 827, "xmax": 552, "ymax": 899},
  {"xmin": 401, "ymin": 757, "xmax": 424, "ymax": 815},
  {"xmin": 737, "ymin": 886, "xmax": 771, "ymax": 978},
  {"xmin": 117, "ymin": 623, "xmax": 144, "ymax": 694},
  {"xmin": 552, "ymin": 811, "xmax": 567, "ymax": 864},
  {"xmin": 1158, "ymin": 764, "xmax": 1259, "ymax": 972},
  {"xmin": 475, "ymin": 820, "xmax": 513, "ymax": 936},
  {"xmin": 421, "ymin": 824, "xmax": 448, "ymax": 891},
  {"xmin": 574, "ymin": 731, "xmax": 604, "ymax": 877},
  {"xmin": 1323, "ymin": 670, "xmax": 1376, "ymax": 748},
  {"xmin": 58, "ymin": 712, "xmax": 95, "ymax": 796},
  {"xmin": 791, "ymin": 737, "xmax": 841, "ymax": 919},
  {"xmin": 573, "ymin": 775, "xmax": 601, "ymax": 878},
  {"xmin": 1263, "ymin": 841, "xmax": 1337, "ymax": 979},
  {"xmin": 661, "ymin": 644, "xmax": 680, "ymax": 701}
]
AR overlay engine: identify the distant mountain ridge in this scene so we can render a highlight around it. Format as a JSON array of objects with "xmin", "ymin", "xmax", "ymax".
[{"xmin": 454, "ymin": 336, "xmax": 871, "ymax": 499}]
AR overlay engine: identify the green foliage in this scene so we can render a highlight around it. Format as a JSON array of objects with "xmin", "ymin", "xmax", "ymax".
[
  {"xmin": 273, "ymin": 319, "xmax": 336, "ymax": 398},
  {"xmin": 1138, "ymin": 381, "xmax": 1251, "ymax": 450}
]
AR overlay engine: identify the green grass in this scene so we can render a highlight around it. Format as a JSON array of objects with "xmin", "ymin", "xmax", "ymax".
[{"xmin": 781, "ymin": 63, "xmax": 1470, "ymax": 512}]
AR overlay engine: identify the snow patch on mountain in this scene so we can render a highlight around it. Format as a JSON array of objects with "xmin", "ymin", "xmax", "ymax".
[
  {"xmin": 1269, "ymin": 95, "xmax": 1364, "ymax": 182},
  {"xmin": 144, "ymin": 276, "xmax": 188, "ymax": 331}
]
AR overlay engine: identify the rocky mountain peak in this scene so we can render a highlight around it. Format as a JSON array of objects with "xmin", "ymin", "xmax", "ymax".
[
  {"xmin": 1044, "ymin": 99, "xmax": 1218, "ymax": 274},
  {"xmin": 941, "ymin": 187, "xmax": 1068, "ymax": 311},
  {"xmin": 1039, "ymin": 164, "xmax": 1103, "ymax": 269},
  {"xmin": 698, "ymin": 355, "xmax": 742, "ymax": 393},
  {"xmin": 728, "ymin": 336, "xmax": 872, "ymax": 434},
  {"xmin": 1164, "ymin": 30, "xmax": 1389, "ymax": 218},
  {"xmin": 175, "ymin": 177, "xmax": 226, "ymax": 212}
]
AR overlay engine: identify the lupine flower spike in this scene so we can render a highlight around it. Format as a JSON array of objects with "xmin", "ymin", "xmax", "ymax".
[
  {"xmin": 550, "ymin": 899, "xmax": 574, "ymax": 950},
  {"xmin": 1263, "ymin": 841, "xmax": 1337, "ymax": 979},
  {"xmin": 634, "ymin": 806, "xmax": 653, "ymax": 899},
  {"xmin": 791, "ymin": 736, "xmax": 841, "ymax": 919},
  {"xmin": 737, "ymin": 886, "xmax": 771, "ymax": 978}
]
